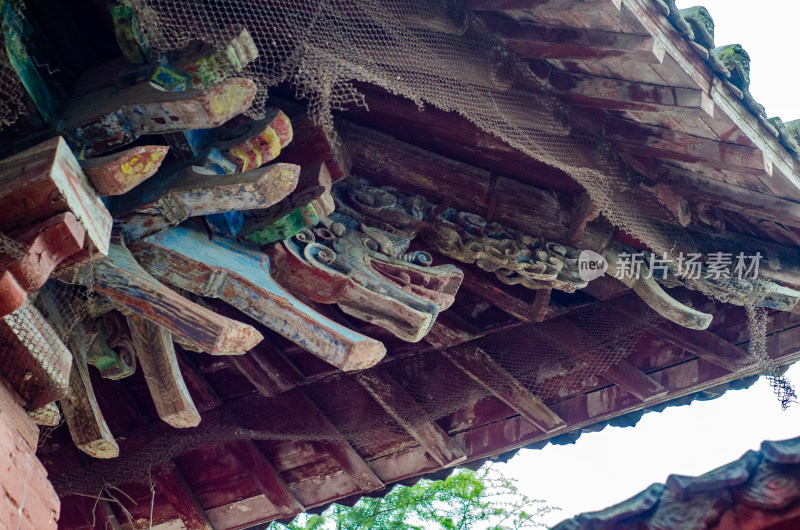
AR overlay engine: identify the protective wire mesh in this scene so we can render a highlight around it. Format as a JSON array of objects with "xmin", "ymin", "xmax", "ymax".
[{"xmin": 1, "ymin": 0, "xmax": 789, "ymax": 504}]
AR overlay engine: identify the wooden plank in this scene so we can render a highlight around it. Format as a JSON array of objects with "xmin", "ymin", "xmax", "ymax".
[
  {"xmin": 152, "ymin": 465, "xmax": 213, "ymax": 530},
  {"xmin": 357, "ymin": 366, "xmax": 467, "ymax": 467},
  {"xmin": 62, "ymin": 77, "xmax": 257, "ymax": 156},
  {"xmin": 111, "ymin": 162, "xmax": 301, "ymax": 240},
  {"xmin": 0, "ymin": 299, "xmax": 72, "ymax": 409},
  {"xmin": 477, "ymin": 13, "xmax": 663, "ymax": 63},
  {"xmin": 605, "ymin": 117, "xmax": 772, "ymax": 177},
  {"xmin": 600, "ymin": 358, "xmax": 668, "ymax": 401},
  {"xmin": 137, "ymin": 226, "xmax": 385, "ymax": 371},
  {"xmin": 65, "ymin": 243, "xmax": 263, "ymax": 356},
  {"xmin": 0, "ymin": 136, "xmax": 112, "ymax": 256},
  {"xmin": 532, "ymin": 288, "xmax": 552, "ymax": 323},
  {"xmin": 80, "ymin": 145, "xmax": 169, "ymax": 196},
  {"xmin": 205, "ymin": 495, "xmax": 276, "ymax": 530},
  {"xmin": 59, "ymin": 323, "xmax": 119, "ymax": 459},
  {"xmin": 226, "ymin": 440, "xmax": 304, "ymax": 517},
  {"xmin": 548, "ymin": 71, "xmax": 713, "ymax": 116},
  {"xmin": 443, "ymin": 344, "xmax": 566, "ymax": 432},
  {"xmin": 0, "ymin": 213, "xmax": 85, "ymax": 317},
  {"xmin": 127, "ymin": 314, "xmax": 201, "ymax": 429}
]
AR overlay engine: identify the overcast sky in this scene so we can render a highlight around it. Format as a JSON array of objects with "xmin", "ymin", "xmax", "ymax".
[{"xmin": 499, "ymin": 1, "xmax": 800, "ymax": 526}]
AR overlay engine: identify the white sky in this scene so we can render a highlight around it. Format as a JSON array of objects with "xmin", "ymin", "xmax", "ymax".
[{"xmin": 499, "ymin": 1, "xmax": 800, "ymax": 526}]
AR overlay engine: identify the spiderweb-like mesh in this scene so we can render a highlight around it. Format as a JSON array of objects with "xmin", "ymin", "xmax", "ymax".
[{"xmin": 0, "ymin": 1, "xmax": 28, "ymax": 128}]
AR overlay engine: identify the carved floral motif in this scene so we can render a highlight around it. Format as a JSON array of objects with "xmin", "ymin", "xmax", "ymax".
[{"xmin": 334, "ymin": 179, "xmax": 587, "ymax": 293}]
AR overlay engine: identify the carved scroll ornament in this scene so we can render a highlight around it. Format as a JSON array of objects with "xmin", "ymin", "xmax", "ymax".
[
  {"xmin": 269, "ymin": 212, "xmax": 463, "ymax": 343},
  {"xmin": 334, "ymin": 180, "xmax": 587, "ymax": 293}
]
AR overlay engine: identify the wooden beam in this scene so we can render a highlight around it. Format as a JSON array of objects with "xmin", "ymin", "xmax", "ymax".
[
  {"xmin": 59, "ymin": 323, "xmax": 119, "ymax": 459},
  {"xmin": 443, "ymin": 344, "xmax": 566, "ymax": 432},
  {"xmin": 357, "ymin": 366, "xmax": 467, "ymax": 467},
  {"xmin": 548, "ymin": 71, "xmax": 713, "ymax": 116},
  {"xmin": 137, "ymin": 226, "xmax": 385, "ymax": 371},
  {"xmin": 226, "ymin": 440, "xmax": 304, "ymax": 518},
  {"xmin": 655, "ymin": 163, "xmax": 800, "ymax": 230},
  {"xmin": 127, "ymin": 314, "xmax": 201, "ymax": 428},
  {"xmin": 152, "ymin": 464, "xmax": 213, "ymax": 530},
  {"xmin": 605, "ymin": 117, "xmax": 772, "ymax": 177},
  {"xmin": 175, "ymin": 348, "xmax": 222, "ymax": 413},
  {"xmin": 0, "ymin": 136, "xmax": 112, "ymax": 256},
  {"xmin": 600, "ymin": 359, "xmax": 668, "ymax": 401},
  {"xmin": 0, "ymin": 213, "xmax": 85, "ymax": 317},
  {"xmin": 110, "ymin": 162, "xmax": 301, "ymax": 240},
  {"xmin": 62, "ymin": 77, "xmax": 257, "ymax": 157},
  {"xmin": 227, "ymin": 337, "xmax": 304, "ymax": 398},
  {"xmin": 65, "ymin": 243, "xmax": 263, "ymax": 355},
  {"xmin": 532, "ymin": 288, "xmax": 552, "ymax": 323},
  {"xmin": 80, "ymin": 145, "xmax": 169, "ymax": 196},
  {"xmin": 0, "ymin": 299, "xmax": 72, "ymax": 409},
  {"xmin": 653, "ymin": 321, "xmax": 753, "ymax": 373},
  {"xmin": 340, "ymin": 121, "xmax": 571, "ymax": 241},
  {"xmin": 477, "ymin": 13, "xmax": 663, "ymax": 63}
]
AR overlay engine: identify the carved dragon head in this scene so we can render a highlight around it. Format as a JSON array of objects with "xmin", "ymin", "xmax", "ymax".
[{"xmin": 269, "ymin": 213, "xmax": 463, "ymax": 342}]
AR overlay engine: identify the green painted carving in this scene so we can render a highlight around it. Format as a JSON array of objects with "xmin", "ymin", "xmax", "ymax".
[
  {"xmin": 108, "ymin": 0, "xmax": 152, "ymax": 65},
  {"xmin": 86, "ymin": 312, "xmax": 136, "ymax": 380}
]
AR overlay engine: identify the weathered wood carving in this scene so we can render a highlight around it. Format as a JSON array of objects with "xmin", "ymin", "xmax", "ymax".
[
  {"xmin": 110, "ymin": 162, "xmax": 301, "ymax": 240},
  {"xmin": 58, "ymin": 321, "xmax": 119, "ymax": 459},
  {"xmin": 269, "ymin": 212, "xmax": 463, "ymax": 342},
  {"xmin": 86, "ymin": 311, "xmax": 137, "ymax": 380},
  {"xmin": 63, "ymin": 243, "xmax": 263, "ymax": 355},
  {"xmin": 240, "ymin": 160, "xmax": 335, "ymax": 245},
  {"xmin": 80, "ymin": 145, "xmax": 168, "ymax": 196},
  {"xmin": 150, "ymin": 28, "xmax": 259, "ymax": 91},
  {"xmin": 135, "ymin": 226, "xmax": 386, "ymax": 371},
  {"xmin": 335, "ymin": 180, "xmax": 586, "ymax": 293},
  {"xmin": 127, "ymin": 314, "xmax": 201, "ymax": 428},
  {"xmin": 61, "ymin": 77, "xmax": 257, "ymax": 156},
  {"xmin": 0, "ymin": 137, "xmax": 112, "ymax": 260}
]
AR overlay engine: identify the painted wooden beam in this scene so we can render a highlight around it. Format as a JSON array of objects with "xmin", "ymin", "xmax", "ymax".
[
  {"xmin": 225, "ymin": 335, "xmax": 304, "ymax": 397},
  {"xmin": 600, "ymin": 358, "xmax": 668, "ymax": 401},
  {"xmin": 0, "ymin": 212, "xmax": 85, "ymax": 317},
  {"xmin": 152, "ymin": 465, "xmax": 213, "ymax": 530},
  {"xmin": 548, "ymin": 71, "xmax": 713, "ymax": 116},
  {"xmin": 137, "ymin": 226, "xmax": 385, "ymax": 371},
  {"xmin": 111, "ymin": 162, "xmax": 300, "ymax": 239},
  {"xmin": 0, "ymin": 137, "xmax": 112, "ymax": 257},
  {"xmin": 605, "ymin": 117, "xmax": 772, "ymax": 177},
  {"xmin": 357, "ymin": 366, "xmax": 467, "ymax": 467},
  {"xmin": 477, "ymin": 13, "xmax": 663, "ymax": 63},
  {"xmin": 443, "ymin": 344, "xmax": 566, "ymax": 433},
  {"xmin": 0, "ymin": 299, "xmax": 72, "ymax": 409},
  {"xmin": 653, "ymin": 321, "xmax": 753, "ymax": 373},
  {"xmin": 61, "ymin": 77, "xmax": 258, "ymax": 156},
  {"xmin": 127, "ymin": 314, "xmax": 201, "ymax": 428},
  {"xmin": 80, "ymin": 145, "xmax": 169, "ymax": 196},
  {"xmin": 64, "ymin": 243, "xmax": 263, "ymax": 355},
  {"xmin": 227, "ymin": 440, "xmax": 304, "ymax": 518},
  {"xmin": 58, "ymin": 323, "xmax": 119, "ymax": 459}
]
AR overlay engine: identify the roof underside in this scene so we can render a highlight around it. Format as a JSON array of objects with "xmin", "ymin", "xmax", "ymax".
[{"xmin": 13, "ymin": 0, "xmax": 800, "ymax": 528}]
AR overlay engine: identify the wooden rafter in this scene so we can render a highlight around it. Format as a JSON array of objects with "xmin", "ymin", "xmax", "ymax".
[
  {"xmin": 153, "ymin": 464, "xmax": 213, "ymax": 530},
  {"xmin": 477, "ymin": 12, "xmax": 663, "ymax": 63},
  {"xmin": 443, "ymin": 344, "xmax": 566, "ymax": 433},
  {"xmin": 357, "ymin": 366, "xmax": 467, "ymax": 467},
  {"xmin": 226, "ymin": 440, "xmax": 304, "ymax": 518}
]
